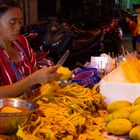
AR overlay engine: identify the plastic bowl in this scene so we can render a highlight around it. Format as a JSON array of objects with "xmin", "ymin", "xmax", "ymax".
[
  {"xmin": 0, "ymin": 98, "xmax": 39, "ymax": 134},
  {"xmin": 71, "ymin": 68, "xmax": 98, "ymax": 87}
]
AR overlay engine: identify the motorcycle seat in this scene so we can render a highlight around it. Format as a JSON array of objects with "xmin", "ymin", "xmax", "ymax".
[{"xmin": 70, "ymin": 29, "xmax": 101, "ymax": 51}]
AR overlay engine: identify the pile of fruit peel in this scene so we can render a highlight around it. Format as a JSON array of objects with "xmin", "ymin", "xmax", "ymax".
[{"xmin": 16, "ymin": 83, "xmax": 108, "ymax": 140}]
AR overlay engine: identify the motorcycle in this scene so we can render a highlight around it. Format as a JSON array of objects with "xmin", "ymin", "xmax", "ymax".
[
  {"xmin": 62, "ymin": 18, "xmax": 123, "ymax": 69},
  {"xmin": 41, "ymin": 18, "xmax": 103, "ymax": 67},
  {"xmin": 24, "ymin": 19, "xmax": 74, "ymax": 68},
  {"xmin": 100, "ymin": 18, "xmax": 123, "ymax": 57},
  {"xmin": 25, "ymin": 17, "xmax": 123, "ymax": 70}
]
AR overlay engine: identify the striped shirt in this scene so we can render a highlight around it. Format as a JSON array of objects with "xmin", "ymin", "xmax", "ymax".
[{"xmin": 0, "ymin": 35, "xmax": 36, "ymax": 85}]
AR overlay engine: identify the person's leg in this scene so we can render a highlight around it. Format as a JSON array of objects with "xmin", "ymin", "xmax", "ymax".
[
  {"xmin": 136, "ymin": 35, "xmax": 140, "ymax": 58},
  {"xmin": 136, "ymin": 35, "xmax": 140, "ymax": 52},
  {"xmin": 132, "ymin": 36, "xmax": 137, "ymax": 51}
]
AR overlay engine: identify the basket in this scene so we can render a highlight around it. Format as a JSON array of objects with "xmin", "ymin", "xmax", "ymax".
[{"xmin": 71, "ymin": 68, "xmax": 98, "ymax": 87}]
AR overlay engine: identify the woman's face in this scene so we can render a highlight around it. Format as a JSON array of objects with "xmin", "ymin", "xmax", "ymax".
[{"xmin": 0, "ymin": 7, "xmax": 23, "ymax": 42}]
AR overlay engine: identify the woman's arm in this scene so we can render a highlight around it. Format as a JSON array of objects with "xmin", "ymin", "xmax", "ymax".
[
  {"xmin": 0, "ymin": 66, "xmax": 61, "ymax": 98},
  {"xmin": 0, "ymin": 75, "xmax": 35, "ymax": 97}
]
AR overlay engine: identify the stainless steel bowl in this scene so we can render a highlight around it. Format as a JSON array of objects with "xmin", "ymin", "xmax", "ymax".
[{"xmin": 0, "ymin": 98, "xmax": 39, "ymax": 134}]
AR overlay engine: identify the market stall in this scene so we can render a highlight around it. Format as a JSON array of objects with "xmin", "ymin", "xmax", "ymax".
[{"xmin": 1, "ymin": 53, "xmax": 140, "ymax": 140}]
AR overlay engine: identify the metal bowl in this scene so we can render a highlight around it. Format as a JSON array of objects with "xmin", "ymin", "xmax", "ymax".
[{"xmin": 0, "ymin": 98, "xmax": 39, "ymax": 134}]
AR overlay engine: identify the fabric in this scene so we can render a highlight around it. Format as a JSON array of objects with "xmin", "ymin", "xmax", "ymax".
[
  {"xmin": 0, "ymin": 35, "xmax": 36, "ymax": 85},
  {"xmin": 137, "ymin": 34, "xmax": 140, "ymax": 43},
  {"xmin": 128, "ymin": 21, "xmax": 137, "ymax": 36}
]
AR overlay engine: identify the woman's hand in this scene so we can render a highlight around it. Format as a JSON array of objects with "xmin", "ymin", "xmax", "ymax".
[
  {"xmin": 30, "ymin": 66, "xmax": 62, "ymax": 85},
  {"xmin": 0, "ymin": 66, "xmax": 62, "ymax": 98}
]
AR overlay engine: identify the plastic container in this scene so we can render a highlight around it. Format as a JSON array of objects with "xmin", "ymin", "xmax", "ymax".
[
  {"xmin": 71, "ymin": 68, "xmax": 98, "ymax": 87},
  {"xmin": 100, "ymin": 67, "xmax": 140, "ymax": 104}
]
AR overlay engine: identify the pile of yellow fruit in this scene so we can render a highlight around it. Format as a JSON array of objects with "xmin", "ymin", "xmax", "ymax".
[{"xmin": 105, "ymin": 97, "xmax": 140, "ymax": 140}]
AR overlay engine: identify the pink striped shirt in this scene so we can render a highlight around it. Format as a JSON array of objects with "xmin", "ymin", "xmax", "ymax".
[{"xmin": 0, "ymin": 35, "xmax": 36, "ymax": 85}]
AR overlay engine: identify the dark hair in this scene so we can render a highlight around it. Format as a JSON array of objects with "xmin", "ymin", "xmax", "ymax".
[{"xmin": 0, "ymin": 0, "xmax": 21, "ymax": 17}]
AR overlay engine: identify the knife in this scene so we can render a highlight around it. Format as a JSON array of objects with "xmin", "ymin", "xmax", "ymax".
[{"xmin": 56, "ymin": 50, "xmax": 70, "ymax": 65}]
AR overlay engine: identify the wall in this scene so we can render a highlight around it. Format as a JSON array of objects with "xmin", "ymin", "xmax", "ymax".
[
  {"xmin": 19, "ymin": 0, "xmax": 38, "ymax": 26},
  {"xmin": 19, "ymin": 0, "xmax": 119, "ymax": 30},
  {"xmin": 28, "ymin": 0, "xmax": 38, "ymax": 24}
]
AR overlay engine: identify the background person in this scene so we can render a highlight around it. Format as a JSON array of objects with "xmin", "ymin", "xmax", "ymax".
[
  {"xmin": 134, "ymin": 4, "xmax": 140, "ymax": 55},
  {"xmin": 125, "ymin": 14, "xmax": 137, "ymax": 51}
]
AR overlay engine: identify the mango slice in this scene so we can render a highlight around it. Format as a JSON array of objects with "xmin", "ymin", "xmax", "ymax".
[
  {"xmin": 57, "ymin": 66, "xmax": 72, "ymax": 80},
  {"xmin": 1, "ymin": 106, "xmax": 22, "ymax": 113}
]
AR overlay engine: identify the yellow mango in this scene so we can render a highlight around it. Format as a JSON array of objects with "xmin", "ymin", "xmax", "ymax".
[
  {"xmin": 107, "ymin": 118, "xmax": 132, "ymax": 135},
  {"xmin": 130, "ymin": 104, "xmax": 140, "ymax": 113},
  {"xmin": 129, "ymin": 126, "xmax": 140, "ymax": 140},
  {"xmin": 105, "ymin": 109, "xmax": 130, "ymax": 123},
  {"xmin": 1, "ymin": 106, "xmax": 22, "ymax": 113},
  {"xmin": 129, "ymin": 110, "xmax": 140, "ymax": 125},
  {"xmin": 107, "ymin": 100, "xmax": 132, "ymax": 113},
  {"xmin": 57, "ymin": 66, "xmax": 72, "ymax": 80},
  {"xmin": 134, "ymin": 96, "xmax": 140, "ymax": 105},
  {"xmin": 40, "ymin": 82, "xmax": 59, "ymax": 96}
]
